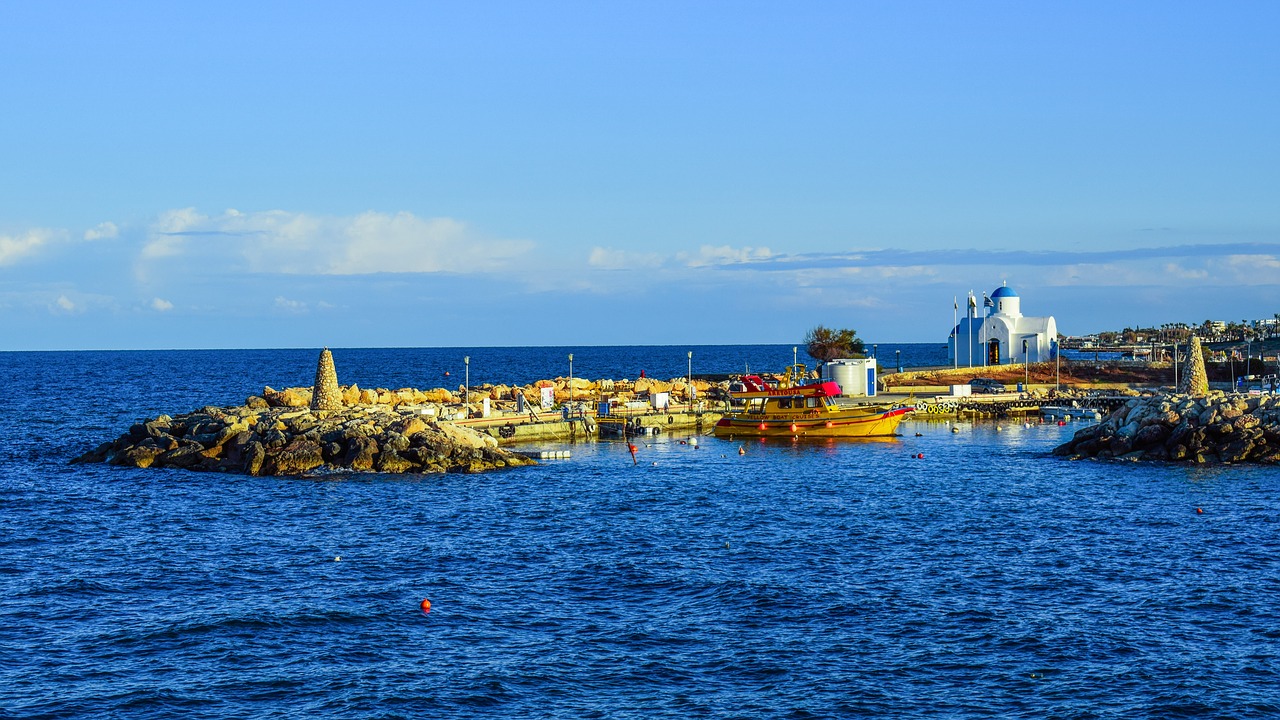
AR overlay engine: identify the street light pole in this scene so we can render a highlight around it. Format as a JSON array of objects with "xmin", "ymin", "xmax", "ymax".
[
  {"xmin": 464, "ymin": 356, "xmax": 470, "ymax": 407},
  {"xmin": 896, "ymin": 349, "xmax": 901, "ymax": 373},
  {"xmin": 568, "ymin": 353, "xmax": 574, "ymax": 406},
  {"xmin": 688, "ymin": 351, "xmax": 693, "ymax": 411}
]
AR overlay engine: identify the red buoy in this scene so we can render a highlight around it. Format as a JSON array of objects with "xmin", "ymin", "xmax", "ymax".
[
  {"xmin": 1196, "ymin": 507, "xmax": 1204, "ymax": 514},
  {"xmin": 420, "ymin": 598, "xmax": 432, "ymax": 614}
]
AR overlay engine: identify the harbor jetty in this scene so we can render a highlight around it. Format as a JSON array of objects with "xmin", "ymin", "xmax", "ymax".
[
  {"xmin": 74, "ymin": 348, "xmax": 722, "ymax": 476},
  {"xmin": 1054, "ymin": 337, "xmax": 1280, "ymax": 464}
]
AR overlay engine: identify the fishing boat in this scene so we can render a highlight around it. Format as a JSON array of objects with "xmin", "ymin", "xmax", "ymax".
[{"xmin": 712, "ymin": 378, "xmax": 913, "ymax": 439}]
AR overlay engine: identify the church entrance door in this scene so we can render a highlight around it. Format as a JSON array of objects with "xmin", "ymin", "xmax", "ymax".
[{"xmin": 988, "ymin": 339, "xmax": 1000, "ymax": 365}]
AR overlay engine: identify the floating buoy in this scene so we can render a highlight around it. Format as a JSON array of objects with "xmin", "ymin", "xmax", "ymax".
[
  {"xmin": 918, "ymin": 453, "xmax": 924, "ymax": 459},
  {"xmin": 1057, "ymin": 421, "xmax": 1066, "ymax": 427},
  {"xmin": 334, "ymin": 556, "xmax": 341, "ymax": 562},
  {"xmin": 690, "ymin": 437, "xmax": 699, "ymax": 447},
  {"xmin": 915, "ymin": 432, "xmax": 923, "ymax": 437},
  {"xmin": 951, "ymin": 427, "xmax": 959, "ymax": 433},
  {"xmin": 790, "ymin": 423, "xmax": 798, "ymax": 432},
  {"xmin": 996, "ymin": 426, "xmax": 1003, "ymax": 432},
  {"xmin": 420, "ymin": 598, "xmax": 432, "ymax": 614},
  {"xmin": 1196, "ymin": 507, "xmax": 1204, "ymax": 514},
  {"xmin": 738, "ymin": 446, "xmax": 746, "ymax": 455},
  {"xmin": 759, "ymin": 422, "xmax": 767, "ymax": 431}
]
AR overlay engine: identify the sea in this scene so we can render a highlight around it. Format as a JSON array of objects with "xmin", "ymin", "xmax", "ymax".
[{"xmin": 2, "ymin": 344, "xmax": 1279, "ymax": 719}]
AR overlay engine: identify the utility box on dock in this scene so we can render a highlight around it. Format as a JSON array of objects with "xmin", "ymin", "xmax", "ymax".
[{"xmin": 823, "ymin": 358, "xmax": 877, "ymax": 397}]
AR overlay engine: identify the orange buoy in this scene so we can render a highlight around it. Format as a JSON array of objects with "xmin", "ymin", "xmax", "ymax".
[
  {"xmin": 420, "ymin": 598, "xmax": 432, "ymax": 614},
  {"xmin": 917, "ymin": 453, "xmax": 924, "ymax": 459},
  {"xmin": 1196, "ymin": 507, "xmax": 1204, "ymax": 514},
  {"xmin": 759, "ymin": 422, "xmax": 767, "ymax": 431},
  {"xmin": 738, "ymin": 446, "xmax": 746, "ymax": 455}
]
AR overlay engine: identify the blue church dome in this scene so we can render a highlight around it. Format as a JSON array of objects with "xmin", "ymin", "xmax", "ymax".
[{"xmin": 991, "ymin": 286, "xmax": 1018, "ymax": 298}]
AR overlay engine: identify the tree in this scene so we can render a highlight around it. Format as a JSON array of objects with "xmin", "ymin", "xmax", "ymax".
[{"xmin": 804, "ymin": 325, "xmax": 865, "ymax": 367}]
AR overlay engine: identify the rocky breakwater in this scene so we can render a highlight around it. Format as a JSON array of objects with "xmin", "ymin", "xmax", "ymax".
[
  {"xmin": 73, "ymin": 403, "xmax": 537, "ymax": 476},
  {"xmin": 1053, "ymin": 391, "xmax": 1280, "ymax": 464}
]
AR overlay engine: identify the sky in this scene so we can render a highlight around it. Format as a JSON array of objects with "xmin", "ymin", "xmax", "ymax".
[{"xmin": 2, "ymin": 1, "xmax": 1278, "ymax": 350}]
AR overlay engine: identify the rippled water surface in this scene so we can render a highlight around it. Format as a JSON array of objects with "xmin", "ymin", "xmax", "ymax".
[{"xmin": 2, "ymin": 348, "xmax": 1279, "ymax": 719}]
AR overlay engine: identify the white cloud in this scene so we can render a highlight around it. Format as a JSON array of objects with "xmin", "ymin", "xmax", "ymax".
[
  {"xmin": 1224, "ymin": 254, "xmax": 1280, "ymax": 271},
  {"xmin": 274, "ymin": 296, "xmax": 308, "ymax": 313},
  {"xmin": 0, "ymin": 229, "xmax": 61, "ymax": 266},
  {"xmin": 679, "ymin": 245, "xmax": 773, "ymax": 267},
  {"xmin": 53, "ymin": 295, "xmax": 77, "ymax": 313},
  {"xmin": 151, "ymin": 297, "xmax": 174, "ymax": 311},
  {"xmin": 84, "ymin": 222, "xmax": 119, "ymax": 241},
  {"xmin": 1162, "ymin": 262, "xmax": 1209, "ymax": 280},
  {"xmin": 587, "ymin": 247, "xmax": 665, "ymax": 270},
  {"xmin": 139, "ymin": 208, "xmax": 534, "ymax": 275}
]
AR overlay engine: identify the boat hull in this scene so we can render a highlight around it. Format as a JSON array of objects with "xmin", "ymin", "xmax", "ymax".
[{"xmin": 713, "ymin": 406, "xmax": 913, "ymax": 439}]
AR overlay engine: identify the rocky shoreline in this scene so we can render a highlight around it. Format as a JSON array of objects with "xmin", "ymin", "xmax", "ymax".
[
  {"xmin": 73, "ymin": 347, "xmax": 718, "ymax": 477},
  {"xmin": 72, "ymin": 403, "xmax": 537, "ymax": 476},
  {"xmin": 1052, "ymin": 390, "xmax": 1280, "ymax": 464},
  {"xmin": 1053, "ymin": 337, "xmax": 1279, "ymax": 464}
]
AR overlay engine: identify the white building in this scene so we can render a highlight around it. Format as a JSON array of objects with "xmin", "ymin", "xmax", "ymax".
[{"xmin": 948, "ymin": 284, "xmax": 1058, "ymax": 366}]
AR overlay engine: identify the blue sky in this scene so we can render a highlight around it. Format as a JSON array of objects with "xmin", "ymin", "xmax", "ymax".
[{"xmin": 2, "ymin": 1, "xmax": 1278, "ymax": 350}]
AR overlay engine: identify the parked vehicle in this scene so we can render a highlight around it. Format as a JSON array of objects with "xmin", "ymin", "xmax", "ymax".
[{"xmin": 969, "ymin": 378, "xmax": 1006, "ymax": 394}]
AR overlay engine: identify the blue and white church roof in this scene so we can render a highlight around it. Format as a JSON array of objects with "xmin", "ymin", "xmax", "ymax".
[{"xmin": 949, "ymin": 283, "xmax": 1058, "ymax": 366}]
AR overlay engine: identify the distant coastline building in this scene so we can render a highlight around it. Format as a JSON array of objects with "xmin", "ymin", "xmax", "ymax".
[{"xmin": 948, "ymin": 284, "xmax": 1058, "ymax": 366}]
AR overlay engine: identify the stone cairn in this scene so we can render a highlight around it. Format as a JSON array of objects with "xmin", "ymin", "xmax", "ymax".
[
  {"xmin": 1178, "ymin": 335, "xmax": 1210, "ymax": 397},
  {"xmin": 311, "ymin": 348, "xmax": 343, "ymax": 411}
]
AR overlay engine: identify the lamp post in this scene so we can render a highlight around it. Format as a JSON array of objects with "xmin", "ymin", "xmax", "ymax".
[
  {"xmin": 896, "ymin": 349, "xmax": 901, "ymax": 373},
  {"xmin": 463, "ymin": 356, "xmax": 470, "ymax": 407},
  {"xmin": 1173, "ymin": 341, "xmax": 1179, "ymax": 388},
  {"xmin": 568, "ymin": 353, "xmax": 574, "ymax": 406},
  {"xmin": 1022, "ymin": 339, "xmax": 1029, "ymax": 391},
  {"xmin": 688, "ymin": 351, "xmax": 693, "ymax": 410},
  {"xmin": 793, "ymin": 346, "xmax": 798, "ymax": 366},
  {"xmin": 1055, "ymin": 340, "xmax": 1060, "ymax": 393},
  {"xmin": 872, "ymin": 344, "xmax": 877, "ymax": 359}
]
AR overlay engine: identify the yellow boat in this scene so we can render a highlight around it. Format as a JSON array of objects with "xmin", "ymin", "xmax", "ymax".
[{"xmin": 712, "ymin": 379, "xmax": 913, "ymax": 439}]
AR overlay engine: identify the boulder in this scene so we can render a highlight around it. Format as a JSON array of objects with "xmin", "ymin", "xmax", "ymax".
[
  {"xmin": 342, "ymin": 436, "xmax": 379, "ymax": 471},
  {"xmin": 270, "ymin": 439, "xmax": 325, "ymax": 475}
]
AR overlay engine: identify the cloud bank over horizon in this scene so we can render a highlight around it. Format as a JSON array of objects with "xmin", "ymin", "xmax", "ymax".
[{"xmin": 1, "ymin": 205, "xmax": 1277, "ymax": 350}]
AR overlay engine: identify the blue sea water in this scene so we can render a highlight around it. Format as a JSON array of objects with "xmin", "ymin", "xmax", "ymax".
[{"xmin": 3, "ymin": 346, "xmax": 1279, "ymax": 719}]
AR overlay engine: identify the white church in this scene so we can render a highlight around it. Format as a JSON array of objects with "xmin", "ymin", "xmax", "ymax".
[{"xmin": 948, "ymin": 284, "xmax": 1059, "ymax": 366}]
